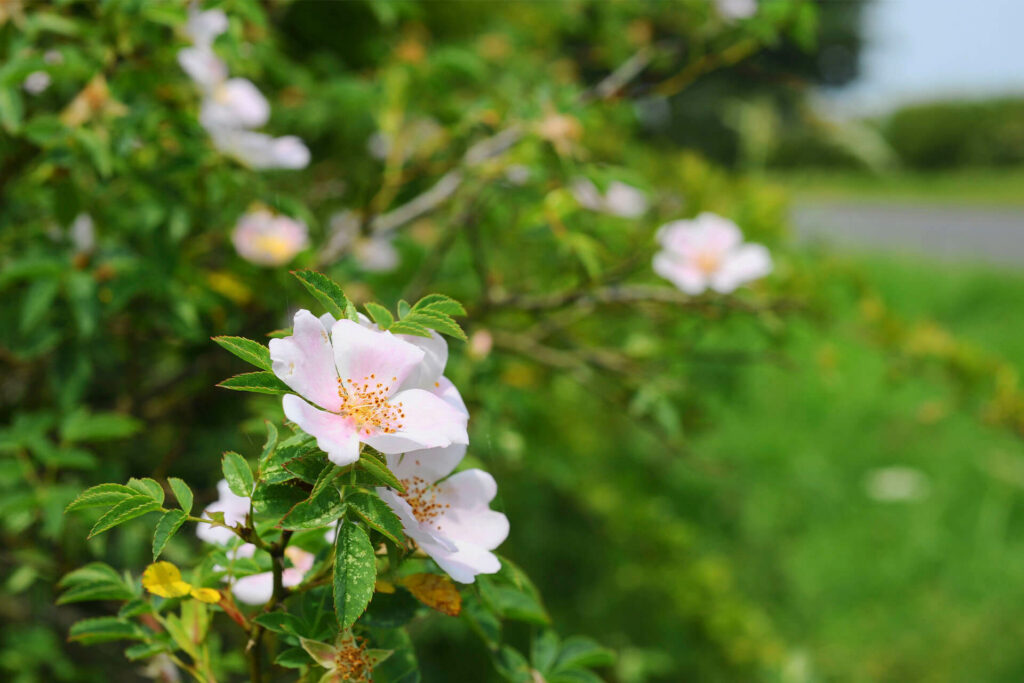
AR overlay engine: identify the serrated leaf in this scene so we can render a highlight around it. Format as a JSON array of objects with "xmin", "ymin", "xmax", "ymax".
[
  {"xmin": 57, "ymin": 563, "xmax": 135, "ymax": 604},
  {"xmin": 412, "ymin": 294, "xmax": 467, "ymax": 317},
  {"xmin": 68, "ymin": 617, "xmax": 147, "ymax": 645},
  {"xmin": 333, "ymin": 522, "xmax": 376, "ymax": 629},
  {"xmin": 346, "ymin": 492, "xmax": 405, "ymax": 544},
  {"xmin": 553, "ymin": 637, "xmax": 615, "ymax": 671},
  {"xmin": 292, "ymin": 270, "xmax": 351, "ymax": 319},
  {"xmin": 358, "ymin": 453, "xmax": 404, "ymax": 492},
  {"xmin": 388, "ymin": 320, "xmax": 432, "ymax": 338},
  {"xmin": 532, "ymin": 630, "xmax": 561, "ymax": 674},
  {"xmin": 119, "ymin": 598, "xmax": 151, "ymax": 618},
  {"xmin": 127, "ymin": 477, "xmax": 165, "ymax": 504},
  {"xmin": 168, "ymin": 477, "xmax": 193, "ymax": 514},
  {"xmin": 280, "ymin": 485, "xmax": 345, "ymax": 530},
  {"xmin": 125, "ymin": 642, "xmax": 170, "ymax": 661},
  {"xmin": 64, "ymin": 483, "xmax": 137, "ymax": 512},
  {"xmin": 252, "ymin": 611, "xmax": 304, "ymax": 635},
  {"xmin": 492, "ymin": 646, "xmax": 533, "ymax": 683},
  {"xmin": 283, "ymin": 452, "xmax": 330, "ymax": 485},
  {"xmin": 403, "ymin": 310, "xmax": 467, "ymax": 341},
  {"xmin": 152, "ymin": 509, "xmax": 188, "ymax": 559},
  {"xmin": 60, "ymin": 409, "xmax": 141, "ymax": 443},
  {"xmin": 258, "ymin": 420, "xmax": 279, "ymax": 469},
  {"xmin": 251, "ymin": 482, "xmax": 307, "ymax": 524},
  {"xmin": 88, "ymin": 496, "xmax": 162, "ymax": 538},
  {"xmin": 275, "ymin": 647, "xmax": 312, "ymax": 669},
  {"xmin": 364, "ymin": 302, "xmax": 394, "ymax": 329},
  {"xmin": 217, "ymin": 371, "xmax": 291, "ymax": 395},
  {"xmin": 213, "ymin": 336, "xmax": 272, "ymax": 371},
  {"xmin": 222, "ymin": 452, "xmax": 254, "ymax": 497}
]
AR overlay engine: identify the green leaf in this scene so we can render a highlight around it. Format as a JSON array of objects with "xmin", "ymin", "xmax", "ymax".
[
  {"xmin": 403, "ymin": 310, "xmax": 467, "ymax": 341},
  {"xmin": 252, "ymin": 611, "xmax": 304, "ymax": 635},
  {"xmin": 68, "ymin": 617, "xmax": 147, "ymax": 645},
  {"xmin": 333, "ymin": 522, "xmax": 376, "ymax": 629},
  {"xmin": 361, "ymin": 588, "xmax": 419, "ymax": 629},
  {"xmin": 292, "ymin": 270, "xmax": 351, "ymax": 319},
  {"xmin": 364, "ymin": 302, "xmax": 394, "ymax": 329},
  {"xmin": 553, "ymin": 637, "xmax": 615, "ymax": 671},
  {"xmin": 462, "ymin": 592, "xmax": 501, "ymax": 649},
  {"xmin": 412, "ymin": 294, "xmax": 467, "ymax": 317},
  {"xmin": 125, "ymin": 642, "xmax": 170, "ymax": 662},
  {"xmin": 217, "ymin": 371, "xmax": 291, "ymax": 395},
  {"xmin": 0, "ymin": 87, "xmax": 24, "ymax": 134},
  {"xmin": 212, "ymin": 336, "xmax": 273, "ymax": 371},
  {"xmin": 167, "ymin": 477, "xmax": 193, "ymax": 514},
  {"xmin": 358, "ymin": 453, "xmax": 404, "ymax": 492},
  {"xmin": 64, "ymin": 483, "xmax": 137, "ymax": 512},
  {"xmin": 127, "ymin": 477, "xmax": 165, "ymax": 504},
  {"xmin": 532, "ymin": 630, "xmax": 561, "ymax": 674},
  {"xmin": 251, "ymin": 482, "xmax": 307, "ymax": 524},
  {"xmin": 152, "ymin": 509, "xmax": 188, "ymax": 560},
  {"xmin": 57, "ymin": 562, "xmax": 135, "ymax": 604},
  {"xmin": 370, "ymin": 628, "xmax": 419, "ymax": 683},
  {"xmin": 388, "ymin": 320, "xmax": 432, "ymax": 338},
  {"xmin": 477, "ymin": 562, "xmax": 550, "ymax": 626},
  {"xmin": 492, "ymin": 646, "xmax": 534, "ymax": 683},
  {"xmin": 397, "ymin": 300, "xmax": 412, "ymax": 318},
  {"xmin": 258, "ymin": 421, "xmax": 279, "ymax": 469},
  {"xmin": 222, "ymin": 451, "xmax": 255, "ymax": 497},
  {"xmin": 280, "ymin": 485, "xmax": 345, "ymax": 530},
  {"xmin": 88, "ymin": 495, "xmax": 162, "ymax": 538},
  {"xmin": 547, "ymin": 670, "xmax": 604, "ymax": 683},
  {"xmin": 346, "ymin": 492, "xmax": 405, "ymax": 544},
  {"xmin": 60, "ymin": 409, "xmax": 141, "ymax": 443},
  {"xmin": 282, "ymin": 452, "xmax": 329, "ymax": 485},
  {"xmin": 20, "ymin": 278, "xmax": 60, "ymax": 333},
  {"xmin": 275, "ymin": 647, "xmax": 312, "ymax": 669}
]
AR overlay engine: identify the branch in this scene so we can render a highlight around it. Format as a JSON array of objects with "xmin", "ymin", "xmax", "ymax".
[{"xmin": 487, "ymin": 284, "xmax": 799, "ymax": 315}]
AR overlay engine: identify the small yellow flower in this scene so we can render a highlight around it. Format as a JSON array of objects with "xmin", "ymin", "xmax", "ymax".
[{"xmin": 142, "ymin": 562, "xmax": 221, "ymax": 604}]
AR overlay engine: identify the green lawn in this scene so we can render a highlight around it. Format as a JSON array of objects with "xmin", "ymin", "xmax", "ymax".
[
  {"xmin": 683, "ymin": 254, "xmax": 1024, "ymax": 681},
  {"xmin": 764, "ymin": 169, "xmax": 1024, "ymax": 206}
]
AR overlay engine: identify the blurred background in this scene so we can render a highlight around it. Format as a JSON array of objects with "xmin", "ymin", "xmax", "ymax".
[{"xmin": 2, "ymin": 0, "xmax": 1023, "ymax": 681}]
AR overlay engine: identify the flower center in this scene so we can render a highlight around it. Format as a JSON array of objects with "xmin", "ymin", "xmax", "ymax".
[
  {"xmin": 337, "ymin": 375, "xmax": 406, "ymax": 437},
  {"xmin": 694, "ymin": 248, "xmax": 722, "ymax": 275},
  {"xmin": 398, "ymin": 472, "xmax": 450, "ymax": 528},
  {"xmin": 333, "ymin": 635, "xmax": 372, "ymax": 681},
  {"xmin": 251, "ymin": 234, "xmax": 294, "ymax": 261}
]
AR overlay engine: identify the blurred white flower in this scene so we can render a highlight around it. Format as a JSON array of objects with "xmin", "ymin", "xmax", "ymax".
[
  {"xmin": 504, "ymin": 164, "xmax": 530, "ymax": 186},
  {"xmin": 69, "ymin": 213, "xmax": 95, "ymax": 254},
  {"xmin": 43, "ymin": 49, "xmax": 63, "ymax": 65},
  {"xmin": 328, "ymin": 210, "xmax": 399, "ymax": 272},
  {"xmin": 140, "ymin": 653, "xmax": 181, "ymax": 682},
  {"xmin": 231, "ymin": 208, "xmax": 309, "ymax": 266},
  {"xmin": 716, "ymin": 0, "xmax": 758, "ymax": 21},
  {"xmin": 199, "ymin": 78, "xmax": 270, "ymax": 130},
  {"xmin": 653, "ymin": 212, "xmax": 772, "ymax": 295},
  {"xmin": 178, "ymin": 5, "xmax": 310, "ymax": 170},
  {"xmin": 231, "ymin": 546, "xmax": 315, "ymax": 605},
  {"xmin": 865, "ymin": 467, "xmax": 930, "ymax": 503},
  {"xmin": 210, "ymin": 127, "xmax": 311, "ymax": 170},
  {"xmin": 378, "ymin": 443, "xmax": 509, "ymax": 583},
  {"xmin": 196, "ymin": 479, "xmax": 250, "ymax": 546},
  {"xmin": 23, "ymin": 71, "xmax": 50, "ymax": 95},
  {"xmin": 571, "ymin": 178, "xmax": 648, "ymax": 218},
  {"xmin": 185, "ymin": 6, "xmax": 228, "ymax": 47}
]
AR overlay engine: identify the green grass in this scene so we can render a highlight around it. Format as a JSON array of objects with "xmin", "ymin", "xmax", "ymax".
[
  {"xmin": 684, "ymin": 254, "xmax": 1024, "ymax": 681},
  {"xmin": 764, "ymin": 169, "xmax": 1024, "ymax": 206}
]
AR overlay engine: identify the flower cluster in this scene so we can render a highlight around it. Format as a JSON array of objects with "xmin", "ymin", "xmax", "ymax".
[
  {"xmin": 271, "ymin": 309, "xmax": 507, "ymax": 582},
  {"xmin": 177, "ymin": 6, "xmax": 309, "ymax": 170}
]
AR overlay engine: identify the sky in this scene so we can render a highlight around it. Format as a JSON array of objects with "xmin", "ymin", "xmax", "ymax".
[{"xmin": 823, "ymin": 0, "xmax": 1024, "ymax": 115}]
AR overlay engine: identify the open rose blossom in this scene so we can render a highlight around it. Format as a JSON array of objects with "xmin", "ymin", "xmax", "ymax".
[
  {"xmin": 571, "ymin": 178, "xmax": 648, "ymax": 218},
  {"xmin": 653, "ymin": 212, "xmax": 772, "ymax": 295},
  {"xmin": 377, "ymin": 443, "xmax": 509, "ymax": 583},
  {"xmin": 270, "ymin": 311, "xmax": 469, "ymax": 467},
  {"xmin": 231, "ymin": 209, "xmax": 308, "ymax": 266}
]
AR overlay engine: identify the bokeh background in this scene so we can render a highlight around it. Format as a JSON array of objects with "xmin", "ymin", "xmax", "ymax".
[{"xmin": 2, "ymin": 1, "xmax": 1024, "ymax": 681}]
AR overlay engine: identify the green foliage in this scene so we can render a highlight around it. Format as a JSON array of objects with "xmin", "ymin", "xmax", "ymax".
[
  {"xmin": 221, "ymin": 451, "xmax": 254, "ymax": 497},
  {"xmin": 333, "ymin": 521, "xmax": 377, "ymax": 629}
]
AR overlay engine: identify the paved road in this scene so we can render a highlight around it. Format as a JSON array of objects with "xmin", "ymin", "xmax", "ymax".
[{"xmin": 792, "ymin": 202, "xmax": 1024, "ymax": 266}]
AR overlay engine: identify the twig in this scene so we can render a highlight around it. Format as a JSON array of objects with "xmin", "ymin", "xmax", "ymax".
[
  {"xmin": 580, "ymin": 45, "xmax": 655, "ymax": 103},
  {"xmin": 488, "ymin": 284, "xmax": 799, "ymax": 315},
  {"xmin": 654, "ymin": 38, "xmax": 759, "ymax": 98}
]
